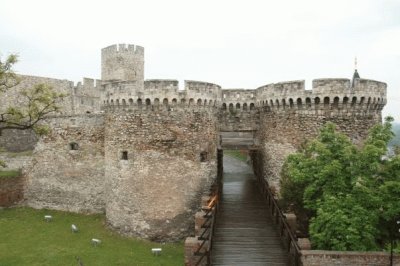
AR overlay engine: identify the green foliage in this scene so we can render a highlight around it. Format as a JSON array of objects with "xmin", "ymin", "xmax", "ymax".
[
  {"xmin": 0, "ymin": 207, "xmax": 183, "ymax": 265},
  {"xmin": 281, "ymin": 117, "xmax": 400, "ymax": 251},
  {"xmin": 389, "ymin": 122, "xmax": 400, "ymax": 147},
  {"xmin": 0, "ymin": 54, "xmax": 66, "ymax": 168}
]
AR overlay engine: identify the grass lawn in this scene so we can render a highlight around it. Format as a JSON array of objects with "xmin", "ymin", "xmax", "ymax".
[
  {"xmin": 224, "ymin": 150, "xmax": 248, "ymax": 162},
  {"xmin": 0, "ymin": 207, "xmax": 183, "ymax": 265},
  {"xmin": 0, "ymin": 170, "xmax": 20, "ymax": 179}
]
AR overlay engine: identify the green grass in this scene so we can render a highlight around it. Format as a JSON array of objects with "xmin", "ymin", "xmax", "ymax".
[
  {"xmin": 224, "ymin": 150, "xmax": 248, "ymax": 162},
  {"xmin": 0, "ymin": 207, "xmax": 183, "ymax": 265},
  {"xmin": 0, "ymin": 170, "xmax": 20, "ymax": 179}
]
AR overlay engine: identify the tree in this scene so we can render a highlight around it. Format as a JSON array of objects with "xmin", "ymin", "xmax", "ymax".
[
  {"xmin": 281, "ymin": 118, "xmax": 400, "ymax": 251},
  {"xmin": 0, "ymin": 54, "xmax": 66, "ymax": 167}
]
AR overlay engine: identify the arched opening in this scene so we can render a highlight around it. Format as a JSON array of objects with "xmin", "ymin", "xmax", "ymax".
[
  {"xmin": 343, "ymin": 97, "xmax": 349, "ymax": 106},
  {"xmin": 282, "ymin": 99, "xmax": 286, "ymax": 109},
  {"xmin": 314, "ymin": 97, "xmax": 320, "ymax": 107},
  {"xmin": 250, "ymin": 103, "xmax": 255, "ymax": 110},
  {"xmin": 351, "ymin": 97, "xmax": 357, "ymax": 106},
  {"xmin": 197, "ymin": 99, "xmax": 202, "ymax": 106},
  {"xmin": 270, "ymin": 100, "xmax": 274, "ymax": 107},
  {"xmin": 116, "ymin": 99, "xmax": 120, "ymax": 105},
  {"xmin": 172, "ymin": 98, "xmax": 177, "ymax": 105},
  {"xmin": 289, "ymin": 98, "xmax": 294, "ymax": 108},
  {"xmin": 324, "ymin": 97, "xmax": 330, "ymax": 108},
  {"xmin": 306, "ymin": 97, "xmax": 311, "ymax": 109},
  {"xmin": 145, "ymin": 98, "xmax": 151, "ymax": 109},
  {"xmin": 181, "ymin": 98, "xmax": 186, "ymax": 105},
  {"xmin": 229, "ymin": 103, "xmax": 234, "ymax": 111},
  {"xmin": 163, "ymin": 98, "xmax": 168, "ymax": 106},
  {"xmin": 204, "ymin": 99, "xmax": 208, "ymax": 105},
  {"xmin": 222, "ymin": 103, "xmax": 227, "ymax": 110},
  {"xmin": 275, "ymin": 99, "xmax": 280, "ymax": 109},
  {"xmin": 137, "ymin": 98, "xmax": 143, "ymax": 109},
  {"xmin": 189, "ymin": 98, "xmax": 194, "ymax": 106},
  {"xmin": 236, "ymin": 103, "xmax": 241, "ymax": 109},
  {"xmin": 333, "ymin": 97, "xmax": 339, "ymax": 108},
  {"xmin": 122, "ymin": 99, "xmax": 126, "ymax": 106},
  {"xmin": 360, "ymin": 97, "xmax": 365, "ymax": 105},
  {"xmin": 243, "ymin": 103, "xmax": 248, "ymax": 111},
  {"xmin": 367, "ymin": 97, "xmax": 371, "ymax": 108},
  {"xmin": 129, "ymin": 98, "xmax": 133, "ymax": 105},
  {"xmin": 297, "ymin": 98, "xmax": 303, "ymax": 109}
]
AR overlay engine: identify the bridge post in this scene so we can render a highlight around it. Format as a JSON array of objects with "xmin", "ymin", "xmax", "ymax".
[{"xmin": 184, "ymin": 237, "xmax": 207, "ymax": 266}]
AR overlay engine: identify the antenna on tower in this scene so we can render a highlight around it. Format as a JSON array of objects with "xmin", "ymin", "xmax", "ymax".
[{"xmin": 352, "ymin": 56, "xmax": 360, "ymax": 88}]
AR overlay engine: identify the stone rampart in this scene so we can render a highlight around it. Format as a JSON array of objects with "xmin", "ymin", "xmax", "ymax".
[
  {"xmin": 24, "ymin": 114, "xmax": 105, "ymax": 213},
  {"xmin": 102, "ymin": 80, "xmax": 221, "ymax": 109},
  {"xmin": 104, "ymin": 107, "xmax": 218, "ymax": 241}
]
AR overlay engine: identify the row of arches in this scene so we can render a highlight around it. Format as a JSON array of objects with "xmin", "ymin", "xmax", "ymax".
[
  {"xmin": 104, "ymin": 98, "xmax": 219, "ymax": 107},
  {"xmin": 103, "ymin": 96, "xmax": 385, "ymax": 111},
  {"xmin": 221, "ymin": 103, "xmax": 256, "ymax": 111},
  {"xmin": 258, "ymin": 96, "xmax": 385, "ymax": 110}
]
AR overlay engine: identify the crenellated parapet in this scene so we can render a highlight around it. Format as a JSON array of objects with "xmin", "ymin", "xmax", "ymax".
[
  {"xmin": 101, "ymin": 80, "xmax": 221, "ymax": 111},
  {"xmin": 72, "ymin": 78, "xmax": 102, "ymax": 114},
  {"xmin": 251, "ymin": 78, "xmax": 386, "ymax": 115}
]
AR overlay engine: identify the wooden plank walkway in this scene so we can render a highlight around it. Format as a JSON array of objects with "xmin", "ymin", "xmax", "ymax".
[{"xmin": 211, "ymin": 156, "xmax": 288, "ymax": 265}]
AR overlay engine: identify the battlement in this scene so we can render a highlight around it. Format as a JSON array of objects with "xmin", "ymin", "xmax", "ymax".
[
  {"xmin": 102, "ymin": 44, "xmax": 144, "ymax": 55},
  {"xmin": 76, "ymin": 78, "xmax": 102, "ymax": 89},
  {"xmin": 185, "ymin": 80, "xmax": 221, "ymax": 91},
  {"xmin": 101, "ymin": 43, "xmax": 144, "ymax": 82},
  {"xmin": 144, "ymin": 79, "xmax": 179, "ymax": 90}
]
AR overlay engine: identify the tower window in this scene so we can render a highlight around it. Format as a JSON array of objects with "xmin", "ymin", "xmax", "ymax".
[
  {"xmin": 69, "ymin": 142, "xmax": 79, "ymax": 150},
  {"xmin": 121, "ymin": 151, "xmax": 128, "ymax": 160},
  {"xmin": 200, "ymin": 152, "xmax": 208, "ymax": 162}
]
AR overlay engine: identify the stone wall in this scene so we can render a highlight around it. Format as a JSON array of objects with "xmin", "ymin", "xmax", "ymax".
[
  {"xmin": 0, "ymin": 75, "xmax": 75, "ymax": 152},
  {"xmin": 0, "ymin": 175, "xmax": 24, "ymax": 207},
  {"xmin": 0, "ymin": 129, "xmax": 37, "ymax": 152},
  {"xmin": 301, "ymin": 250, "xmax": 400, "ymax": 266},
  {"xmin": 104, "ymin": 108, "xmax": 218, "ymax": 241},
  {"xmin": 24, "ymin": 114, "xmax": 105, "ymax": 213}
]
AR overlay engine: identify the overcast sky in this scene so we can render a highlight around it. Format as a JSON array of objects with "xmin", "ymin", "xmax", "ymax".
[{"xmin": 1, "ymin": 0, "xmax": 399, "ymax": 121}]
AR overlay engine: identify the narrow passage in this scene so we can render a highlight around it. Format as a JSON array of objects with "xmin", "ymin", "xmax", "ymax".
[{"xmin": 211, "ymin": 153, "xmax": 288, "ymax": 265}]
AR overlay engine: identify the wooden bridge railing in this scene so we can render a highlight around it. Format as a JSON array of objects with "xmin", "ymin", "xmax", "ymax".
[{"xmin": 256, "ymin": 174, "xmax": 302, "ymax": 266}]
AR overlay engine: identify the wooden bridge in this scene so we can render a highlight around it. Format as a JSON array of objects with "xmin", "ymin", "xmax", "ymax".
[{"xmin": 210, "ymin": 155, "xmax": 290, "ymax": 265}]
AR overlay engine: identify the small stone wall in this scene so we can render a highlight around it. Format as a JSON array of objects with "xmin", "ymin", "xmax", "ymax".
[
  {"xmin": 0, "ymin": 175, "xmax": 24, "ymax": 207},
  {"xmin": 301, "ymin": 250, "xmax": 400, "ymax": 266},
  {"xmin": 0, "ymin": 153, "xmax": 33, "ymax": 170}
]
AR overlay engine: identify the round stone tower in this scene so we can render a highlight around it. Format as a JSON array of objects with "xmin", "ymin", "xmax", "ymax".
[{"xmin": 101, "ymin": 44, "xmax": 144, "ymax": 82}]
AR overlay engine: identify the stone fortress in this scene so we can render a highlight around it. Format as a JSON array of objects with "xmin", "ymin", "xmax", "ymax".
[{"xmin": 0, "ymin": 44, "xmax": 387, "ymax": 241}]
